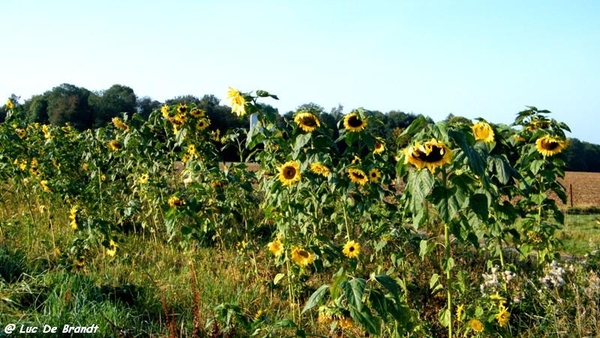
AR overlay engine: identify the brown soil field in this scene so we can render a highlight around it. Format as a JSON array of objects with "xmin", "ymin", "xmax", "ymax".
[{"xmin": 560, "ymin": 171, "xmax": 600, "ymax": 207}]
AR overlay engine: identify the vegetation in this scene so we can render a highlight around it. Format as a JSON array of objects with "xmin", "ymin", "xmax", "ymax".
[{"xmin": 1, "ymin": 90, "xmax": 600, "ymax": 337}]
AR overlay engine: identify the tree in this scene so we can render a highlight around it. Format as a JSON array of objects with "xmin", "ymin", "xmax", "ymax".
[
  {"xmin": 136, "ymin": 96, "xmax": 162, "ymax": 119},
  {"xmin": 89, "ymin": 84, "xmax": 137, "ymax": 126},
  {"xmin": 46, "ymin": 84, "xmax": 94, "ymax": 130},
  {"xmin": 24, "ymin": 94, "xmax": 49, "ymax": 123}
]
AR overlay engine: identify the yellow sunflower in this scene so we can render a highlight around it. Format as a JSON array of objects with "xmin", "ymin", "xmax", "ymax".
[
  {"xmin": 374, "ymin": 138, "xmax": 385, "ymax": 154},
  {"xmin": 69, "ymin": 205, "xmax": 78, "ymax": 229},
  {"xmin": 106, "ymin": 240, "xmax": 118, "ymax": 257},
  {"xmin": 310, "ymin": 162, "xmax": 330, "ymax": 178},
  {"xmin": 40, "ymin": 180, "xmax": 51, "ymax": 192},
  {"xmin": 161, "ymin": 105, "xmax": 170, "ymax": 119},
  {"xmin": 291, "ymin": 247, "xmax": 314, "ymax": 267},
  {"xmin": 535, "ymin": 135, "xmax": 567, "ymax": 157},
  {"xmin": 16, "ymin": 128, "xmax": 26, "ymax": 139},
  {"xmin": 111, "ymin": 117, "xmax": 130, "ymax": 132},
  {"xmin": 42, "ymin": 124, "xmax": 52, "ymax": 139},
  {"xmin": 404, "ymin": 139, "xmax": 453, "ymax": 173},
  {"xmin": 5, "ymin": 99, "xmax": 14, "ymax": 109},
  {"xmin": 294, "ymin": 111, "xmax": 321, "ymax": 132},
  {"xmin": 343, "ymin": 112, "xmax": 368, "ymax": 132},
  {"xmin": 527, "ymin": 120, "xmax": 550, "ymax": 131},
  {"xmin": 107, "ymin": 140, "xmax": 121, "ymax": 151},
  {"xmin": 196, "ymin": 118, "xmax": 210, "ymax": 131},
  {"xmin": 279, "ymin": 161, "xmax": 301, "ymax": 186},
  {"xmin": 177, "ymin": 103, "xmax": 188, "ymax": 115},
  {"xmin": 348, "ymin": 168, "xmax": 368, "ymax": 186},
  {"xmin": 456, "ymin": 304, "xmax": 464, "ymax": 321},
  {"xmin": 267, "ymin": 238, "xmax": 284, "ymax": 257},
  {"xmin": 190, "ymin": 108, "xmax": 205, "ymax": 118},
  {"xmin": 471, "ymin": 121, "xmax": 495, "ymax": 143},
  {"xmin": 468, "ymin": 318, "xmax": 484, "ymax": 332},
  {"xmin": 227, "ymin": 87, "xmax": 247, "ymax": 117},
  {"xmin": 168, "ymin": 196, "xmax": 185, "ymax": 208},
  {"xmin": 496, "ymin": 304, "xmax": 510, "ymax": 328},
  {"xmin": 342, "ymin": 240, "xmax": 361, "ymax": 258},
  {"xmin": 368, "ymin": 168, "xmax": 381, "ymax": 183},
  {"xmin": 139, "ymin": 173, "xmax": 149, "ymax": 184}
]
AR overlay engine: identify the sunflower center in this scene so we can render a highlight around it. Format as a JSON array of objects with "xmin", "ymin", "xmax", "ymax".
[
  {"xmin": 298, "ymin": 250, "xmax": 309, "ymax": 259},
  {"xmin": 415, "ymin": 146, "xmax": 444, "ymax": 162},
  {"xmin": 347, "ymin": 115, "xmax": 363, "ymax": 128},
  {"xmin": 544, "ymin": 141, "xmax": 559, "ymax": 150},
  {"xmin": 349, "ymin": 246, "xmax": 355, "ymax": 252},
  {"xmin": 352, "ymin": 172, "xmax": 365, "ymax": 180},
  {"xmin": 301, "ymin": 116, "xmax": 317, "ymax": 127},
  {"xmin": 283, "ymin": 167, "xmax": 297, "ymax": 179}
]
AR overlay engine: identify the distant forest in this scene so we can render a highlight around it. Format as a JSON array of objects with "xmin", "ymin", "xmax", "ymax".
[{"xmin": 2, "ymin": 83, "xmax": 599, "ymax": 172}]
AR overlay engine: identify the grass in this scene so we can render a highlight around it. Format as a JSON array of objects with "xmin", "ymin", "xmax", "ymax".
[{"xmin": 559, "ymin": 213, "xmax": 600, "ymax": 255}]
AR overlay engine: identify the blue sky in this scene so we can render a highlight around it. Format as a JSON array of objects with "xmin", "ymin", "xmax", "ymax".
[{"xmin": 2, "ymin": 0, "xmax": 599, "ymax": 143}]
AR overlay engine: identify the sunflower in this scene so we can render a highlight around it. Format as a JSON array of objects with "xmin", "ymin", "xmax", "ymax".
[
  {"xmin": 168, "ymin": 196, "xmax": 185, "ymax": 208},
  {"xmin": 190, "ymin": 108, "xmax": 205, "ymax": 118},
  {"xmin": 161, "ymin": 105, "xmax": 170, "ymax": 119},
  {"xmin": 196, "ymin": 118, "xmax": 210, "ymax": 131},
  {"xmin": 535, "ymin": 135, "xmax": 567, "ymax": 157},
  {"xmin": 279, "ymin": 161, "xmax": 301, "ymax": 186},
  {"xmin": 468, "ymin": 318, "xmax": 483, "ymax": 332},
  {"xmin": 106, "ymin": 240, "xmax": 118, "ymax": 257},
  {"xmin": 374, "ymin": 138, "xmax": 385, "ymax": 154},
  {"xmin": 187, "ymin": 144, "xmax": 198, "ymax": 157},
  {"xmin": 112, "ymin": 117, "xmax": 130, "ymax": 132},
  {"xmin": 496, "ymin": 304, "xmax": 510, "ymax": 328},
  {"xmin": 267, "ymin": 238, "xmax": 284, "ymax": 257},
  {"xmin": 227, "ymin": 87, "xmax": 247, "ymax": 117},
  {"xmin": 16, "ymin": 128, "xmax": 26, "ymax": 139},
  {"xmin": 310, "ymin": 162, "xmax": 330, "ymax": 178},
  {"xmin": 74, "ymin": 257, "xmax": 85, "ymax": 267},
  {"xmin": 5, "ymin": 99, "xmax": 14, "ymax": 109},
  {"xmin": 177, "ymin": 103, "xmax": 188, "ymax": 114},
  {"xmin": 472, "ymin": 121, "xmax": 495, "ymax": 143},
  {"xmin": 348, "ymin": 168, "xmax": 368, "ymax": 186},
  {"xmin": 69, "ymin": 206, "xmax": 78, "ymax": 229},
  {"xmin": 40, "ymin": 180, "xmax": 51, "ymax": 192},
  {"xmin": 456, "ymin": 304, "xmax": 464, "ymax": 321},
  {"xmin": 513, "ymin": 134, "xmax": 526, "ymax": 143},
  {"xmin": 404, "ymin": 139, "xmax": 453, "ymax": 173},
  {"xmin": 338, "ymin": 316, "xmax": 353, "ymax": 329},
  {"xmin": 343, "ymin": 112, "xmax": 368, "ymax": 132},
  {"xmin": 139, "ymin": 173, "xmax": 149, "ymax": 184},
  {"xmin": 527, "ymin": 120, "xmax": 550, "ymax": 131},
  {"xmin": 368, "ymin": 168, "xmax": 381, "ymax": 183},
  {"xmin": 342, "ymin": 240, "xmax": 361, "ymax": 258},
  {"xmin": 42, "ymin": 125, "xmax": 52, "ymax": 139},
  {"xmin": 351, "ymin": 156, "xmax": 361, "ymax": 165},
  {"xmin": 107, "ymin": 140, "xmax": 121, "ymax": 151},
  {"xmin": 294, "ymin": 111, "xmax": 321, "ymax": 132},
  {"xmin": 291, "ymin": 247, "xmax": 314, "ymax": 267}
]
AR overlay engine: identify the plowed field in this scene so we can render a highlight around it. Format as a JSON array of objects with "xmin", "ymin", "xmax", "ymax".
[{"xmin": 561, "ymin": 171, "xmax": 600, "ymax": 207}]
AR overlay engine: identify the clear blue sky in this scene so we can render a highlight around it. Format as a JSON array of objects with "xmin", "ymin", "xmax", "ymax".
[{"xmin": 2, "ymin": 0, "xmax": 599, "ymax": 144}]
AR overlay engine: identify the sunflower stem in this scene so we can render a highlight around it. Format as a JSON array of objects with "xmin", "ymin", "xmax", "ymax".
[
  {"xmin": 442, "ymin": 169, "xmax": 453, "ymax": 338},
  {"xmin": 342, "ymin": 199, "xmax": 351, "ymax": 240}
]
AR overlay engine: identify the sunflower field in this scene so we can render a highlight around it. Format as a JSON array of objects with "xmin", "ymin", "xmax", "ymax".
[{"xmin": 1, "ymin": 91, "xmax": 599, "ymax": 338}]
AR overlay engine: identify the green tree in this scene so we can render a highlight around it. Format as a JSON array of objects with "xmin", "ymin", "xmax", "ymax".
[
  {"xmin": 136, "ymin": 96, "xmax": 162, "ymax": 119},
  {"xmin": 89, "ymin": 84, "xmax": 137, "ymax": 127},
  {"xmin": 46, "ymin": 84, "xmax": 94, "ymax": 130}
]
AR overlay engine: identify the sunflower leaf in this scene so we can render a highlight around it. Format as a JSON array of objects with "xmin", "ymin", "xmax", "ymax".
[
  {"xmin": 343, "ymin": 278, "xmax": 366, "ymax": 311},
  {"xmin": 302, "ymin": 284, "xmax": 329, "ymax": 314}
]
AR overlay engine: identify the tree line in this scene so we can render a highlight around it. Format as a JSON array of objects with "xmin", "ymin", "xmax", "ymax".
[{"xmin": 2, "ymin": 83, "xmax": 599, "ymax": 172}]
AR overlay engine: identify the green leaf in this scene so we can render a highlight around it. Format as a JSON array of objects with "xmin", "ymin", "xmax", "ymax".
[
  {"xmin": 400, "ymin": 115, "xmax": 428, "ymax": 138},
  {"xmin": 350, "ymin": 307, "xmax": 381, "ymax": 335},
  {"xmin": 293, "ymin": 133, "xmax": 312, "ymax": 154},
  {"xmin": 273, "ymin": 273, "xmax": 285, "ymax": 285},
  {"xmin": 492, "ymin": 155, "xmax": 511, "ymax": 184},
  {"xmin": 429, "ymin": 273, "xmax": 440, "ymax": 290},
  {"xmin": 469, "ymin": 193, "xmax": 489, "ymax": 220},
  {"xmin": 530, "ymin": 159, "xmax": 544, "ymax": 175},
  {"xmin": 439, "ymin": 308, "xmax": 451, "ymax": 327},
  {"xmin": 442, "ymin": 257, "xmax": 455, "ymax": 273},
  {"xmin": 374, "ymin": 274, "xmax": 400, "ymax": 298},
  {"xmin": 302, "ymin": 284, "xmax": 329, "ymax": 314},
  {"xmin": 343, "ymin": 278, "xmax": 366, "ymax": 311}
]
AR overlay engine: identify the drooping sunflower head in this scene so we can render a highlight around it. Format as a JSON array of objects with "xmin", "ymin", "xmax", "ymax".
[
  {"xmin": 310, "ymin": 162, "xmax": 330, "ymax": 178},
  {"xmin": 107, "ymin": 140, "xmax": 121, "ymax": 151},
  {"xmin": 368, "ymin": 168, "xmax": 382, "ymax": 183},
  {"xmin": 294, "ymin": 111, "xmax": 321, "ymax": 132},
  {"xmin": 495, "ymin": 304, "xmax": 510, "ymax": 328},
  {"xmin": 404, "ymin": 139, "xmax": 453, "ymax": 173},
  {"xmin": 279, "ymin": 161, "xmax": 301, "ymax": 186},
  {"xmin": 227, "ymin": 87, "xmax": 247, "ymax": 117},
  {"xmin": 161, "ymin": 105, "xmax": 170, "ymax": 119},
  {"xmin": 139, "ymin": 173, "xmax": 149, "ymax": 184},
  {"xmin": 527, "ymin": 119, "xmax": 551, "ymax": 131},
  {"xmin": 535, "ymin": 135, "xmax": 567, "ymax": 157},
  {"xmin": 190, "ymin": 108, "xmax": 205, "ymax": 118},
  {"xmin": 471, "ymin": 121, "xmax": 495, "ymax": 143},
  {"xmin": 106, "ymin": 240, "xmax": 118, "ymax": 257},
  {"xmin": 374, "ymin": 138, "xmax": 385, "ymax": 154},
  {"xmin": 112, "ymin": 117, "xmax": 130, "ymax": 132},
  {"xmin": 343, "ymin": 112, "xmax": 367, "ymax": 132},
  {"xmin": 196, "ymin": 118, "xmax": 210, "ymax": 131},
  {"xmin": 267, "ymin": 238, "xmax": 284, "ymax": 257},
  {"xmin": 291, "ymin": 247, "xmax": 315, "ymax": 267},
  {"xmin": 342, "ymin": 240, "xmax": 361, "ymax": 258},
  {"xmin": 348, "ymin": 168, "xmax": 368, "ymax": 186}
]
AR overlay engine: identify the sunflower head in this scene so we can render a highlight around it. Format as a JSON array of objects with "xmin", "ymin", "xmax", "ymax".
[
  {"xmin": 161, "ymin": 105, "xmax": 170, "ymax": 119},
  {"xmin": 368, "ymin": 168, "xmax": 382, "ymax": 183},
  {"xmin": 310, "ymin": 162, "xmax": 330, "ymax": 178},
  {"xmin": 106, "ymin": 240, "xmax": 118, "ymax": 257},
  {"xmin": 196, "ymin": 118, "xmax": 210, "ymax": 131},
  {"xmin": 107, "ymin": 140, "xmax": 121, "ymax": 151},
  {"xmin": 348, "ymin": 168, "xmax": 368, "ymax": 186},
  {"xmin": 468, "ymin": 318, "xmax": 484, "ymax": 332},
  {"xmin": 227, "ymin": 87, "xmax": 248, "ymax": 117},
  {"xmin": 279, "ymin": 161, "xmax": 301, "ymax": 186},
  {"xmin": 471, "ymin": 121, "xmax": 495, "ymax": 143},
  {"xmin": 177, "ymin": 104, "xmax": 188, "ymax": 114},
  {"xmin": 190, "ymin": 108, "xmax": 205, "ymax": 118},
  {"xmin": 344, "ymin": 112, "xmax": 368, "ymax": 132},
  {"xmin": 267, "ymin": 238, "xmax": 284, "ymax": 257},
  {"xmin": 374, "ymin": 138, "xmax": 385, "ymax": 154},
  {"xmin": 291, "ymin": 247, "xmax": 315, "ymax": 267},
  {"xmin": 139, "ymin": 173, "xmax": 149, "ymax": 184},
  {"xmin": 404, "ymin": 139, "xmax": 453, "ymax": 173},
  {"xmin": 495, "ymin": 304, "xmax": 510, "ymax": 328},
  {"xmin": 527, "ymin": 119, "xmax": 551, "ymax": 131},
  {"xmin": 168, "ymin": 196, "xmax": 185, "ymax": 208},
  {"xmin": 16, "ymin": 128, "xmax": 26, "ymax": 139},
  {"xmin": 342, "ymin": 240, "xmax": 361, "ymax": 258},
  {"xmin": 5, "ymin": 99, "xmax": 14, "ymax": 109},
  {"xmin": 112, "ymin": 117, "xmax": 130, "ymax": 132},
  {"xmin": 294, "ymin": 111, "xmax": 321, "ymax": 132},
  {"xmin": 535, "ymin": 135, "xmax": 567, "ymax": 157}
]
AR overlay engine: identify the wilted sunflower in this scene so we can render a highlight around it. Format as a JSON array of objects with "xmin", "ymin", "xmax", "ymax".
[
  {"xmin": 342, "ymin": 240, "xmax": 361, "ymax": 258},
  {"xmin": 190, "ymin": 108, "xmax": 205, "ymax": 118},
  {"xmin": 368, "ymin": 168, "xmax": 382, "ymax": 183},
  {"xmin": 310, "ymin": 162, "xmax": 330, "ymax": 178},
  {"xmin": 535, "ymin": 135, "xmax": 567, "ymax": 157},
  {"xmin": 374, "ymin": 138, "xmax": 385, "ymax": 154},
  {"xmin": 291, "ymin": 247, "xmax": 314, "ymax": 267},
  {"xmin": 74, "ymin": 257, "xmax": 85, "ymax": 267},
  {"xmin": 107, "ymin": 140, "xmax": 121, "ymax": 151},
  {"xmin": 267, "ymin": 238, "xmax": 284, "ymax": 257},
  {"xmin": 112, "ymin": 117, "xmax": 130, "ymax": 132},
  {"xmin": 196, "ymin": 118, "xmax": 210, "ymax": 131},
  {"xmin": 42, "ymin": 125, "xmax": 52, "ymax": 139},
  {"xmin": 404, "ymin": 139, "xmax": 453, "ymax": 173},
  {"xmin": 294, "ymin": 111, "xmax": 321, "ymax": 132},
  {"xmin": 348, "ymin": 168, "xmax": 368, "ymax": 186},
  {"xmin": 279, "ymin": 161, "xmax": 301, "ymax": 186},
  {"xmin": 227, "ymin": 87, "xmax": 247, "ymax": 117},
  {"xmin": 527, "ymin": 119, "xmax": 550, "ymax": 131},
  {"xmin": 472, "ymin": 121, "xmax": 495, "ymax": 143},
  {"xmin": 468, "ymin": 318, "xmax": 483, "ymax": 332},
  {"xmin": 343, "ymin": 112, "xmax": 367, "ymax": 132},
  {"xmin": 168, "ymin": 196, "xmax": 185, "ymax": 208},
  {"xmin": 106, "ymin": 240, "xmax": 118, "ymax": 257}
]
